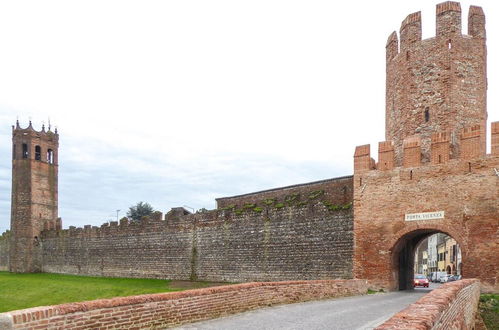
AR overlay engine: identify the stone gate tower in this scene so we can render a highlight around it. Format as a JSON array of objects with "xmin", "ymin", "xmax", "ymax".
[
  {"xmin": 386, "ymin": 2, "xmax": 487, "ymax": 164},
  {"xmin": 10, "ymin": 121, "xmax": 60, "ymax": 272}
]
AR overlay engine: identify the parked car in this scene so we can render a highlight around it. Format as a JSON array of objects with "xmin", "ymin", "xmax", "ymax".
[
  {"xmin": 439, "ymin": 274, "xmax": 452, "ymax": 283},
  {"xmin": 447, "ymin": 275, "xmax": 462, "ymax": 282},
  {"xmin": 431, "ymin": 272, "xmax": 447, "ymax": 282},
  {"xmin": 414, "ymin": 274, "xmax": 429, "ymax": 288}
]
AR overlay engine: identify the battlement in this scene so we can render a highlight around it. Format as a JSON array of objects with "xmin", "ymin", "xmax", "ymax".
[
  {"xmin": 403, "ymin": 135, "xmax": 422, "ymax": 167},
  {"xmin": 378, "ymin": 141, "xmax": 395, "ymax": 171},
  {"xmin": 385, "ymin": 2, "xmax": 487, "ymax": 166},
  {"xmin": 42, "ymin": 211, "xmax": 193, "ymax": 239},
  {"xmin": 492, "ymin": 122, "xmax": 499, "ymax": 156},
  {"xmin": 399, "ymin": 11, "xmax": 421, "ymax": 51},
  {"xmin": 386, "ymin": 2, "xmax": 485, "ymax": 62},
  {"xmin": 354, "ymin": 122, "xmax": 498, "ymax": 173}
]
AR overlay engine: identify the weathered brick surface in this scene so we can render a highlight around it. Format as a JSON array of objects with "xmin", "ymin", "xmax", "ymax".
[
  {"xmin": 354, "ymin": 145, "xmax": 375, "ymax": 172},
  {"xmin": 41, "ymin": 218, "xmax": 193, "ymax": 279},
  {"xmin": 216, "ymin": 176, "xmax": 353, "ymax": 209},
  {"xmin": 386, "ymin": 3, "xmax": 487, "ymax": 164},
  {"xmin": 492, "ymin": 121, "xmax": 499, "ymax": 156},
  {"xmin": 40, "ymin": 203, "xmax": 354, "ymax": 282},
  {"xmin": 195, "ymin": 206, "xmax": 353, "ymax": 282},
  {"xmin": 354, "ymin": 156, "xmax": 498, "ymax": 292},
  {"xmin": 376, "ymin": 279, "xmax": 481, "ymax": 329},
  {"xmin": 378, "ymin": 141, "xmax": 395, "ymax": 171},
  {"xmin": 9, "ymin": 122, "xmax": 59, "ymax": 273},
  {"xmin": 403, "ymin": 136, "xmax": 422, "ymax": 167},
  {"xmin": 354, "ymin": 2, "xmax": 498, "ymax": 293},
  {"xmin": 0, "ymin": 279, "xmax": 368, "ymax": 330}
]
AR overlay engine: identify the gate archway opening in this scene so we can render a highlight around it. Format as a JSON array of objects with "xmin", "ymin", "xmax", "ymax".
[{"xmin": 391, "ymin": 229, "xmax": 462, "ymax": 290}]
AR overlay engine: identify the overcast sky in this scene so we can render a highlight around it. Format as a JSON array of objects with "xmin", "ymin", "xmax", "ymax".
[{"xmin": 0, "ymin": 1, "xmax": 498, "ymax": 233}]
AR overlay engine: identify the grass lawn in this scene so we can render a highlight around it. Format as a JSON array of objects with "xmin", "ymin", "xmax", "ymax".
[
  {"xmin": 479, "ymin": 294, "xmax": 499, "ymax": 330},
  {"xmin": 0, "ymin": 272, "xmax": 221, "ymax": 313}
]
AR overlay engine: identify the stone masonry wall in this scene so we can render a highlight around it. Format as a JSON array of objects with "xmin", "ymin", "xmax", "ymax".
[
  {"xmin": 194, "ymin": 205, "xmax": 353, "ymax": 282},
  {"xmin": 0, "ymin": 232, "xmax": 9, "ymax": 271},
  {"xmin": 40, "ymin": 178, "xmax": 354, "ymax": 282},
  {"xmin": 0, "ymin": 279, "xmax": 368, "ymax": 329},
  {"xmin": 41, "ymin": 217, "xmax": 194, "ymax": 279},
  {"xmin": 386, "ymin": 4, "xmax": 487, "ymax": 164},
  {"xmin": 377, "ymin": 279, "xmax": 481, "ymax": 329}
]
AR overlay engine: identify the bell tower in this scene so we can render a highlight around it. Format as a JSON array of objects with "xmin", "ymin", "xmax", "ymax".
[{"xmin": 9, "ymin": 121, "xmax": 59, "ymax": 273}]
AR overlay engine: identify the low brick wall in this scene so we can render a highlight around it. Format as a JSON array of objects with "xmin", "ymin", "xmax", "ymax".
[
  {"xmin": 0, "ymin": 279, "xmax": 368, "ymax": 329},
  {"xmin": 376, "ymin": 279, "xmax": 481, "ymax": 329}
]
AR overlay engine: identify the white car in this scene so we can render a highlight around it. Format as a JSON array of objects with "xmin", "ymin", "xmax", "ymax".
[{"xmin": 439, "ymin": 274, "xmax": 451, "ymax": 283}]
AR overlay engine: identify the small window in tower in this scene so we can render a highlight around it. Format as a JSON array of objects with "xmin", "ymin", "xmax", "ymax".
[
  {"xmin": 22, "ymin": 143, "xmax": 28, "ymax": 159},
  {"xmin": 438, "ymin": 155, "xmax": 442, "ymax": 164},
  {"xmin": 406, "ymin": 51, "xmax": 410, "ymax": 61},
  {"xmin": 13, "ymin": 145, "xmax": 16, "ymax": 160},
  {"xmin": 424, "ymin": 108, "xmax": 430, "ymax": 122},
  {"xmin": 35, "ymin": 146, "xmax": 41, "ymax": 161},
  {"xmin": 47, "ymin": 149, "xmax": 54, "ymax": 164}
]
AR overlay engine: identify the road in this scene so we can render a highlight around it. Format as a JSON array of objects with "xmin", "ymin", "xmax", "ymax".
[{"xmin": 175, "ymin": 284, "xmax": 439, "ymax": 330}]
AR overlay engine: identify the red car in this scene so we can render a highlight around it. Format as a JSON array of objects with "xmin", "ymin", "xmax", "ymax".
[{"xmin": 414, "ymin": 274, "xmax": 429, "ymax": 288}]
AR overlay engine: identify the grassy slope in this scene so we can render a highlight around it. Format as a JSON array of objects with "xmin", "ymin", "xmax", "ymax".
[
  {"xmin": 0, "ymin": 272, "xmax": 185, "ymax": 313},
  {"xmin": 479, "ymin": 294, "xmax": 499, "ymax": 330}
]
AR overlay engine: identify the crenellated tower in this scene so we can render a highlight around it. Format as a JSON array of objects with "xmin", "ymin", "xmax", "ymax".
[
  {"xmin": 386, "ymin": 2, "xmax": 487, "ymax": 164},
  {"xmin": 353, "ymin": 1, "xmax": 499, "ymax": 292},
  {"xmin": 9, "ymin": 121, "xmax": 60, "ymax": 273}
]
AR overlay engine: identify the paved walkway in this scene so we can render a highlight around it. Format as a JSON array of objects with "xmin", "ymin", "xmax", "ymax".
[{"xmin": 175, "ymin": 285, "xmax": 437, "ymax": 330}]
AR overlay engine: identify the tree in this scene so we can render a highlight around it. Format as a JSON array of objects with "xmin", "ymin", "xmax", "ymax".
[{"xmin": 127, "ymin": 202, "xmax": 154, "ymax": 222}]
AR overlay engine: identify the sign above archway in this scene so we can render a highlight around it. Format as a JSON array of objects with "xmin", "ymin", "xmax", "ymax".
[{"xmin": 405, "ymin": 211, "xmax": 445, "ymax": 222}]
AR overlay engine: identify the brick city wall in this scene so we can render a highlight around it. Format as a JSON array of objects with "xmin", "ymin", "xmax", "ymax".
[
  {"xmin": 37, "ymin": 178, "xmax": 354, "ymax": 282},
  {"xmin": 0, "ymin": 279, "xmax": 368, "ymax": 329},
  {"xmin": 377, "ymin": 279, "xmax": 480, "ymax": 329}
]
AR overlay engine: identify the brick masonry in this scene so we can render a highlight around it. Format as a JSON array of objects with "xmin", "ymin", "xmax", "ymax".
[
  {"xmin": 0, "ymin": 279, "xmax": 368, "ymax": 329},
  {"xmin": 386, "ymin": 2, "xmax": 487, "ymax": 164},
  {"xmin": 0, "ymin": 0, "xmax": 497, "ymax": 302},
  {"xmin": 354, "ymin": 2, "xmax": 498, "ymax": 293},
  {"xmin": 216, "ymin": 176, "xmax": 353, "ymax": 209},
  {"xmin": 376, "ymin": 279, "xmax": 481, "ymax": 329},
  {"xmin": 354, "ymin": 154, "xmax": 498, "ymax": 292},
  {"xmin": 38, "ymin": 202, "xmax": 353, "ymax": 282},
  {"xmin": 9, "ymin": 121, "xmax": 59, "ymax": 273}
]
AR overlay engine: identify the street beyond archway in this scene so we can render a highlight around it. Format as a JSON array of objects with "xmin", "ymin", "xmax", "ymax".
[{"xmin": 175, "ymin": 285, "xmax": 438, "ymax": 330}]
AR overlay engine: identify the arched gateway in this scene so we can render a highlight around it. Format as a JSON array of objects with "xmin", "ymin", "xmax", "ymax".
[
  {"xmin": 390, "ymin": 229, "xmax": 463, "ymax": 290},
  {"xmin": 353, "ymin": 2, "xmax": 498, "ymax": 292}
]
